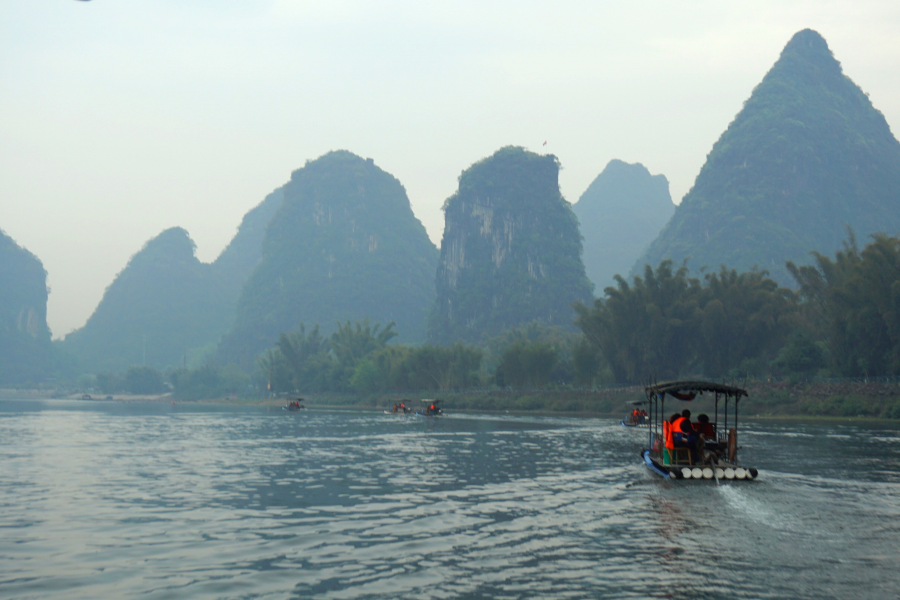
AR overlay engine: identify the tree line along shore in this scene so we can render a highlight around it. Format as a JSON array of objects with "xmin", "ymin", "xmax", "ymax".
[{"xmin": 14, "ymin": 379, "xmax": 900, "ymax": 421}]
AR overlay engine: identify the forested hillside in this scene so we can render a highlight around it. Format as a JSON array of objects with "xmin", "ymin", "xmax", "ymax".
[
  {"xmin": 59, "ymin": 188, "xmax": 284, "ymax": 373},
  {"xmin": 0, "ymin": 228, "xmax": 53, "ymax": 384},
  {"xmin": 428, "ymin": 146, "xmax": 594, "ymax": 343},
  {"xmin": 60, "ymin": 228, "xmax": 233, "ymax": 372},
  {"xmin": 635, "ymin": 29, "xmax": 900, "ymax": 284},
  {"xmin": 573, "ymin": 160, "xmax": 674, "ymax": 291},
  {"xmin": 218, "ymin": 151, "xmax": 439, "ymax": 366},
  {"xmin": 212, "ymin": 187, "xmax": 284, "ymax": 299}
]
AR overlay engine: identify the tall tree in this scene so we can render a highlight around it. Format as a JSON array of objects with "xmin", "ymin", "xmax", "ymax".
[{"xmin": 788, "ymin": 233, "xmax": 900, "ymax": 376}]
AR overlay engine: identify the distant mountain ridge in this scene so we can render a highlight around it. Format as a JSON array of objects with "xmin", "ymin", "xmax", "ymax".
[
  {"xmin": 218, "ymin": 150, "xmax": 439, "ymax": 366},
  {"xmin": 573, "ymin": 159, "xmax": 674, "ymax": 292},
  {"xmin": 428, "ymin": 146, "xmax": 594, "ymax": 343},
  {"xmin": 635, "ymin": 28, "xmax": 900, "ymax": 283},
  {"xmin": 61, "ymin": 188, "xmax": 284, "ymax": 372},
  {"xmin": 0, "ymin": 228, "xmax": 53, "ymax": 384}
]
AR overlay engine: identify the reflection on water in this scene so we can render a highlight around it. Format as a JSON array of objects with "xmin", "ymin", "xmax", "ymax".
[{"xmin": 1, "ymin": 400, "xmax": 899, "ymax": 599}]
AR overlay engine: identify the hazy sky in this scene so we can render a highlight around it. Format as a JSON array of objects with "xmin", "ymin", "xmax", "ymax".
[{"xmin": 2, "ymin": 0, "xmax": 899, "ymax": 338}]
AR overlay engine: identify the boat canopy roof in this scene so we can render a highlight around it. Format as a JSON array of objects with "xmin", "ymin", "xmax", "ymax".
[
  {"xmin": 420, "ymin": 399, "xmax": 442, "ymax": 404},
  {"xmin": 645, "ymin": 380, "xmax": 748, "ymax": 400}
]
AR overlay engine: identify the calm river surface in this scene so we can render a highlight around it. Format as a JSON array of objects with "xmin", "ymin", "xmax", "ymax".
[{"xmin": 2, "ymin": 399, "xmax": 899, "ymax": 599}]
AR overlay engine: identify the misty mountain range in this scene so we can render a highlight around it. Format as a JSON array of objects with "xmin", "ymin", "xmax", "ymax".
[{"xmin": 3, "ymin": 28, "xmax": 899, "ymax": 381}]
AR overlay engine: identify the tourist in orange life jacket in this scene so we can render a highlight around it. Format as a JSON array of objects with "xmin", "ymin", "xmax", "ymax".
[
  {"xmin": 666, "ymin": 413, "xmax": 680, "ymax": 445},
  {"xmin": 672, "ymin": 409, "xmax": 700, "ymax": 462}
]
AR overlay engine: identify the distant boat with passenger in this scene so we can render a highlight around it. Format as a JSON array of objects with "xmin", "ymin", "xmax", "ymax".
[
  {"xmin": 283, "ymin": 398, "xmax": 305, "ymax": 411},
  {"xmin": 621, "ymin": 401, "xmax": 649, "ymax": 428},
  {"xmin": 641, "ymin": 381, "xmax": 758, "ymax": 481},
  {"xmin": 384, "ymin": 401, "xmax": 413, "ymax": 415},
  {"xmin": 416, "ymin": 399, "xmax": 443, "ymax": 417}
]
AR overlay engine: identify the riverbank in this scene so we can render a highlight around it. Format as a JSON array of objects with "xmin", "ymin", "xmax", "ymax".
[
  {"xmin": 279, "ymin": 381, "xmax": 900, "ymax": 419},
  {"xmin": 4, "ymin": 380, "xmax": 900, "ymax": 418}
]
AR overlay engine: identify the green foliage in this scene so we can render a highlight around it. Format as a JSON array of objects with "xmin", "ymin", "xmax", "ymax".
[
  {"xmin": 258, "ymin": 319, "xmax": 483, "ymax": 393},
  {"xmin": 799, "ymin": 395, "xmax": 880, "ymax": 417},
  {"xmin": 772, "ymin": 330, "xmax": 826, "ymax": 376},
  {"xmin": 482, "ymin": 320, "xmax": 581, "ymax": 383},
  {"xmin": 572, "ymin": 338, "xmax": 603, "ymax": 387},
  {"xmin": 788, "ymin": 232, "xmax": 900, "ymax": 376},
  {"xmin": 429, "ymin": 146, "xmax": 594, "ymax": 344},
  {"xmin": 576, "ymin": 260, "xmax": 798, "ymax": 383},
  {"xmin": 220, "ymin": 151, "xmax": 438, "ymax": 366},
  {"xmin": 396, "ymin": 343, "xmax": 483, "ymax": 390},
  {"xmin": 124, "ymin": 366, "xmax": 166, "ymax": 395},
  {"xmin": 96, "ymin": 372, "xmax": 122, "ymax": 394},
  {"xmin": 257, "ymin": 348, "xmax": 295, "ymax": 393},
  {"xmin": 329, "ymin": 320, "xmax": 398, "ymax": 380},
  {"xmin": 170, "ymin": 365, "xmax": 251, "ymax": 400},
  {"xmin": 696, "ymin": 267, "xmax": 798, "ymax": 378},
  {"xmin": 576, "ymin": 261, "xmax": 701, "ymax": 382},
  {"xmin": 636, "ymin": 29, "xmax": 900, "ymax": 287},
  {"xmin": 495, "ymin": 341, "xmax": 558, "ymax": 388},
  {"xmin": 275, "ymin": 323, "xmax": 334, "ymax": 390},
  {"xmin": 75, "ymin": 373, "xmax": 97, "ymax": 392}
]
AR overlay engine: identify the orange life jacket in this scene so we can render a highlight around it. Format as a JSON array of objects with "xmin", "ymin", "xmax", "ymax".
[
  {"xmin": 663, "ymin": 421, "xmax": 674, "ymax": 449},
  {"xmin": 672, "ymin": 416, "xmax": 690, "ymax": 435}
]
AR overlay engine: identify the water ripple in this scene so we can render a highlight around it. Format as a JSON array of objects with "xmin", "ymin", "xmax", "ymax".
[{"xmin": 1, "ymin": 401, "xmax": 898, "ymax": 599}]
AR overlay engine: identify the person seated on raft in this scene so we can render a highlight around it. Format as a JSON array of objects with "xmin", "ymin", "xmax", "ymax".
[
  {"xmin": 694, "ymin": 413, "xmax": 715, "ymax": 438},
  {"xmin": 672, "ymin": 409, "xmax": 701, "ymax": 463}
]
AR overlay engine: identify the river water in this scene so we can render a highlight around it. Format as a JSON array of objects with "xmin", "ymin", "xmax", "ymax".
[{"xmin": 1, "ymin": 400, "xmax": 899, "ymax": 599}]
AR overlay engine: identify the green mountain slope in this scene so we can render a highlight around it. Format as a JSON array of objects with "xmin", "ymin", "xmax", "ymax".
[
  {"xmin": 636, "ymin": 29, "xmax": 900, "ymax": 284},
  {"xmin": 212, "ymin": 187, "xmax": 284, "ymax": 297},
  {"xmin": 218, "ymin": 151, "xmax": 439, "ymax": 366},
  {"xmin": 61, "ymin": 228, "xmax": 231, "ymax": 372},
  {"xmin": 573, "ymin": 159, "xmax": 674, "ymax": 291},
  {"xmin": 428, "ymin": 146, "xmax": 594, "ymax": 344},
  {"xmin": 0, "ymin": 229, "xmax": 52, "ymax": 384},
  {"xmin": 60, "ymin": 189, "xmax": 284, "ymax": 373}
]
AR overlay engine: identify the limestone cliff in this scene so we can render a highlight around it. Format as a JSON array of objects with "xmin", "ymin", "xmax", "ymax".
[
  {"xmin": 428, "ymin": 146, "xmax": 593, "ymax": 344},
  {"xmin": 0, "ymin": 228, "xmax": 52, "ymax": 383},
  {"xmin": 218, "ymin": 150, "xmax": 439, "ymax": 365}
]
